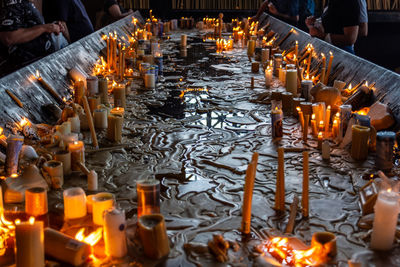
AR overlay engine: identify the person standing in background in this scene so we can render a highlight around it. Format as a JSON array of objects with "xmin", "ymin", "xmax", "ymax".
[
  {"xmin": 42, "ymin": 0, "xmax": 94, "ymax": 43},
  {"xmin": 306, "ymin": 0, "xmax": 360, "ymax": 54},
  {"xmin": 101, "ymin": 0, "xmax": 133, "ymax": 26}
]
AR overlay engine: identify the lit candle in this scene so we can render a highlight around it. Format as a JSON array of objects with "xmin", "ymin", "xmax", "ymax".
[
  {"xmin": 136, "ymin": 179, "xmax": 160, "ymax": 218},
  {"xmin": 104, "ymin": 208, "xmax": 127, "ymax": 258},
  {"xmin": 318, "ymin": 121, "xmax": 324, "ymax": 135},
  {"xmin": 264, "ymin": 67, "xmax": 272, "ymax": 88},
  {"xmin": 15, "ymin": 217, "xmax": 44, "ymax": 267},
  {"xmin": 311, "ymin": 114, "xmax": 317, "ymax": 136},
  {"xmin": 92, "ymin": 192, "xmax": 115, "ymax": 225},
  {"xmin": 279, "ymin": 67, "xmax": 286, "ymax": 84},
  {"xmin": 271, "ymin": 107, "xmax": 283, "ymax": 138},
  {"xmin": 113, "ymin": 83, "xmax": 126, "ymax": 108},
  {"xmin": 302, "ymin": 151, "xmax": 309, "ymax": 217},
  {"xmin": 93, "ymin": 109, "xmax": 108, "ymax": 129},
  {"xmin": 306, "ymin": 48, "xmax": 312, "ymax": 75},
  {"xmin": 36, "ymin": 71, "xmax": 64, "ymax": 104},
  {"xmin": 107, "ymin": 114, "xmax": 123, "ymax": 143},
  {"xmin": 318, "ymin": 132, "xmax": 323, "ymax": 149},
  {"xmin": 286, "ymin": 69, "xmax": 298, "ymax": 95},
  {"xmin": 63, "ymin": 187, "xmax": 87, "ymax": 220},
  {"xmin": 325, "ymin": 52, "xmax": 333, "ymax": 84},
  {"xmin": 332, "ymin": 119, "xmax": 339, "ymax": 138},
  {"xmin": 371, "ymin": 190, "xmax": 400, "ymax": 250},
  {"xmin": 0, "ymin": 127, "xmax": 7, "ymax": 148},
  {"xmin": 295, "ymin": 41, "xmax": 298, "ymax": 58},
  {"xmin": 325, "ymin": 105, "xmax": 331, "ymax": 136},
  {"xmin": 44, "ymin": 228, "xmax": 91, "ymax": 266},
  {"xmin": 68, "ymin": 141, "xmax": 85, "ymax": 171},
  {"xmin": 275, "ymin": 147, "xmax": 285, "ymax": 211},
  {"xmin": 297, "ymin": 107, "xmax": 304, "ymax": 129},
  {"xmin": 351, "ymin": 125, "xmax": 370, "ymax": 161},
  {"xmin": 110, "ymin": 107, "xmax": 125, "ymax": 117}
]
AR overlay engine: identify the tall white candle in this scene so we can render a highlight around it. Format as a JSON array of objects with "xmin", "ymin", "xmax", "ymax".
[
  {"xmin": 15, "ymin": 218, "xmax": 44, "ymax": 267},
  {"xmin": 92, "ymin": 192, "xmax": 114, "ymax": 225},
  {"xmin": 63, "ymin": 187, "xmax": 87, "ymax": 220},
  {"xmin": 370, "ymin": 190, "xmax": 400, "ymax": 250},
  {"xmin": 286, "ymin": 69, "xmax": 298, "ymax": 95},
  {"xmin": 104, "ymin": 208, "xmax": 127, "ymax": 258}
]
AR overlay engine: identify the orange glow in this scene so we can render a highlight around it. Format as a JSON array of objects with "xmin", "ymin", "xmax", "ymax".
[
  {"xmin": 355, "ymin": 107, "xmax": 370, "ymax": 116},
  {"xmin": 35, "ymin": 70, "xmax": 40, "ymax": 79},
  {"xmin": 75, "ymin": 227, "xmax": 103, "ymax": 247},
  {"xmin": 18, "ymin": 117, "xmax": 31, "ymax": 129},
  {"xmin": 0, "ymin": 127, "xmax": 3, "ymax": 136},
  {"xmin": 0, "ymin": 209, "xmax": 17, "ymax": 256},
  {"xmin": 260, "ymin": 236, "xmax": 330, "ymax": 266},
  {"xmin": 10, "ymin": 174, "xmax": 18, "ymax": 178},
  {"xmin": 28, "ymin": 217, "xmax": 35, "ymax": 225},
  {"xmin": 311, "ymin": 114, "xmax": 316, "ymax": 120}
]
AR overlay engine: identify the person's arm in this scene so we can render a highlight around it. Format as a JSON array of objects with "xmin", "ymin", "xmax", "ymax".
[
  {"xmin": 0, "ymin": 23, "xmax": 60, "ymax": 46},
  {"xmin": 108, "ymin": 5, "xmax": 133, "ymax": 20},
  {"xmin": 358, "ymin": 22, "xmax": 368, "ymax": 37},
  {"xmin": 251, "ymin": 0, "xmax": 270, "ymax": 22},
  {"xmin": 268, "ymin": 3, "xmax": 299, "ymax": 22},
  {"xmin": 310, "ymin": 25, "xmax": 359, "ymax": 46}
]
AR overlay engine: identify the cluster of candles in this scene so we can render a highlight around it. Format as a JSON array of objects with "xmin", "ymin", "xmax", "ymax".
[{"xmin": 216, "ymin": 37, "xmax": 234, "ymax": 52}]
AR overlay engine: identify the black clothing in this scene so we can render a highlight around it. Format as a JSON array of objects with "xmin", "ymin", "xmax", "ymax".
[
  {"xmin": 43, "ymin": 0, "xmax": 94, "ymax": 42},
  {"xmin": 322, "ymin": 0, "xmax": 360, "ymax": 35},
  {"xmin": 0, "ymin": 0, "xmax": 55, "ymax": 75}
]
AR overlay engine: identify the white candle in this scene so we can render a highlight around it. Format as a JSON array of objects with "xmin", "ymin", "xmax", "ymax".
[
  {"xmin": 87, "ymin": 170, "xmax": 98, "ymax": 191},
  {"xmin": 370, "ymin": 190, "xmax": 400, "ymax": 250},
  {"xmin": 144, "ymin": 73, "xmax": 156, "ymax": 89},
  {"xmin": 93, "ymin": 109, "xmax": 108, "ymax": 129},
  {"xmin": 265, "ymin": 68, "xmax": 272, "ymax": 88},
  {"xmin": 86, "ymin": 76, "xmax": 98, "ymax": 96},
  {"xmin": 69, "ymin": 67, "xmax": 88, "ymax": 87},
  {"xmin": 286, "ymin": 69, "xmax": 298, "ymax": 95},
  {"xmin": 68, "ymin": 116, "xmax": 80, "ymax": 133},
  {"xmin": 104, "ymin": 208, "xmax": 127, "ymax": 258},
  {"xmin": 15, "ymin": 218, "xmax": 44, "ymax": 267},
  {"xmin": 63, "ymin": 187, "xmax": 87, "ymax": 220},
  {"xmin": 92, "ymin": 192, "xmax": 114, "ymax": 225}
]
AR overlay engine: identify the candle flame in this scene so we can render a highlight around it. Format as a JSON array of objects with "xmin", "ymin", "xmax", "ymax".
[
  {"xmin": 296, "ymin": 107, "xmax": 301, "ymax": 112},
  {"xmin": 318, "ymin": 132, "xmax": 323, "ymax": 137},
  {"xmin": 73, "ymin": 141, "xmax": 79, "ymax": 145},
  {"xmin": 75, "ymin": 227, "xmax": 103, "ymax": 247},
  {"xmin": 327, "ymin": 105, "xmax": 331, "ymax": 110},
  {"xmin": 29, "ymin": 217, "xmax": 35, "ymax": 225},
  {"xmin": 15, "ymin": 219, "xmax": 21, "ymax": 225},
  {"xmin": 0, "ymin": 127, "xmax": 3, "ymax": 135},
  {"xmin": 312, "ymin": 114, "xmax": 315, "ymax": 120},
  {"xmin": 10, "ymin": 174, "xmax": 18, "ymax": 178},
  {"xmin": 35, "ymin": 70, "xmax": 40, "ymax": 79}
]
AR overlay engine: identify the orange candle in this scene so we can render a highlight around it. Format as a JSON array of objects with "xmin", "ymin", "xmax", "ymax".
[
  {"xmin": 110, "ymin": 107, "xmax": 125, "ymax": 117},
  {"xmin": 311, "ymin": 114, "xmax": 317, "ymax": 136},
  {"xmin": 318, "ymin": 132, "xmax": 323, "ymax": 150},
  {"xmin": 332, "ymin": 119, "xmax": 339, "ymax": 138},
  {"xmin": 297, "ymin": 107, "xmax": 304, "ymax": 130},
  {"xmin": 319, "ymin": 121, "xmax": 324, "ymax": 135},
  {"xmin": 324, "ymin": 105, "xmax": 331, "ymax": 136},
  {"xmin": 68, "ymin": 141, "xmax": 85, "ymax": 171}
]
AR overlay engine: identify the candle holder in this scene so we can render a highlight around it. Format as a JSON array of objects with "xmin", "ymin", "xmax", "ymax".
[
  {"xmin": 136, "ymin": 179, "xmax": 160, "ymax": 218},
  {"xmin": 92, "ymin": 192, "xmax": 114, "ymax": 226},
  {"xmin": 63, "ymin": 187, "xmax": 87, "ymax": 220},
  {"xmin": 359, "ymin": 180, "xmax": 379, "ymax": 215},
  {"xmin": 311, "ymin": 232, "xmax": 337, "ymax": 259},
  {"xmin": 25, "ymin": 187, "xmax": 48, "ymax": 217},
  {"xmin": 138, "ymin": 214, "xmax": 170, "ymax": 259},
  {"xmin": 42, "ymin": 160, "xmax": 64, "ymax": 189}
]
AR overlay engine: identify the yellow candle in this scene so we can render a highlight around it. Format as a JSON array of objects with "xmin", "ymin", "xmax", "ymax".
[
  {"xmin": 311, "ymin": 114, "xmax": 317, "ymax": 136},
  {"xmin": 318, "ymin": 132, "xmax": 323, "ymax": 150},
  {"xmin": 325, "ymin": 105, "xmax": 331, "ymax": 136},
  {"xmin": 297, "ymin": 107, "xmax": 304, "ymax": 130},
  {"xmin": 63, "ymin": 187, "xmax": 87, "ymax": 219},
  {"xmin": 92, "ymin": 192, "xmax": 115, "ymax": 225},
  {"xmin": 68, "ymin": 141, "xmax": 85, "ymax": 171},
  {"xmin": 15, "ymin": 218, "xmax": 44, "ymax": 267},
  {"xmin": 325, "ymin": 52, "xmax": 333, "ymax": 84},
  {"xmin": 110, "ymin": 107, "xmax": 125, "ymax": 117}
]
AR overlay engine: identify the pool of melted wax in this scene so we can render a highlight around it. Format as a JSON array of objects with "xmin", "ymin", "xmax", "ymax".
[{"xmin": 54, "ymin": 30, "xmax": 399, "ymax": 266}]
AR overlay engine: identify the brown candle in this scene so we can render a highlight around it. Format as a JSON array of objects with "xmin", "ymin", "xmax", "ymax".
[
  {"xmin": 302, "ymin": 151, "xmax": 309, "ymax": 217},
  {"xmin": 281, "ymin": 92, "xmax": 293, "ymax": 114},
  {"xmin": 54, "ymin": 150, "xmax": 71, "ymax": 175},
  {"xmin": 113, "ymin": 84, "xmax": 126, "ymax": 108},
  {"xmin": 138, "ymin": 214, "xmax": 170, "ymax": 259},
  {"xmin": 275, "ymin": 147, "xmax": 285, "ymax": 211},
  {"xmin": 68, "ymin": 141, "xmax": 85, "ymax": 171},
  {"xmin": 74, "ymin": 80, "xmax": 85, "ymax": 105},
  {"xmin": 107, "ymin": 114, "xmax": 123, "ymax": 143}
]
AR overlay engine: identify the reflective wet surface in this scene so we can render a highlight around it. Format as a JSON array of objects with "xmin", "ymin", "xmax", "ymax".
[{"xmin": 43, "ymin": 31, "xmax": 400, "ymax": 266}]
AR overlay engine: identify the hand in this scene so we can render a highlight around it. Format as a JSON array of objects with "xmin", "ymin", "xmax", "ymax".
[
  {"xmin": 268, "ymin": 3, "xmax": 278, "ymax": 15},
  {"xmin": 127, "ymin": 9, "xmax": 133, "ymax": 14},
  {"xmin": 305, "ymin": 16, "xmax": 316, "ymax": 29},
  {"xmin": 56, "ymin": 21, "xmax": 67, "ymax": 35},
  {"xmin": 309, "ymin": 27, "xmax": 325, "ymax": 39},
  {"xmin": 43, "ymin": 23, "xmax": 61, "ymax": 35}
]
